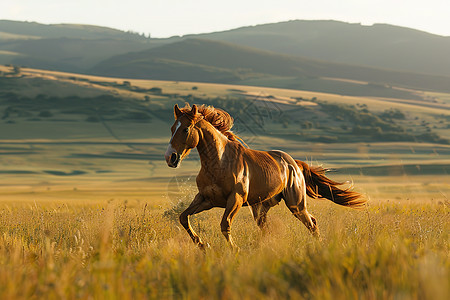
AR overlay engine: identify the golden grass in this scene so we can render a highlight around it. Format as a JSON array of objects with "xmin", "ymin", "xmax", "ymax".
[{"xmin": 0, "ymin": 194, "xmax": 448, "ymax": 299}]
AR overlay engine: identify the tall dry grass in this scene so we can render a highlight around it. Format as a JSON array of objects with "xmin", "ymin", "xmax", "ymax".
[{"xmin": 0, "ymin": 198, "xmax": 448, "ymax": 299}]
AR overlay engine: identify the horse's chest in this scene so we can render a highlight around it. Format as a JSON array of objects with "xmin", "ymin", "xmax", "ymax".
[
  {"xmin": 199, "ymin": 184, "xmax": 226, "ymax": 205},
  {"xmin": 197, "ymin": 173, "xmax": 232, "ymax": 206}
]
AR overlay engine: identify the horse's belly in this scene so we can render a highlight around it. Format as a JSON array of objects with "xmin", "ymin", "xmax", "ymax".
[
  {"xmin": 247, "ymin": 176, "xmax": 284, "ymax": 205},
  {"xmin": 247, "ymin": 188, "xmax": 282, "ymax": 204}
]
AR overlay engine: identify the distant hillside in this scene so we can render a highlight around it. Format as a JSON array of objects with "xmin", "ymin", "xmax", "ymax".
[
  {"xmin": 0, "ymin": 66, "xmax": 448, "ymax": 145},
  {"xmin": 91, "ymin": 38, "xmax": 321, "ymax": 81},
  {"xmin": 0, "ymin": 20, "xmax": 165, "ymax": 72},
  {"xmin": 2, "ymin": 20, "xmax": 450, "ymax": 96},
  {"xmin": 92, "ymin": 38, "xmax": 450, "ymax": 93},
  {"xmin": 0, "ymin": 20, "xmax": 150, "ymax": 41},
  {"xmin": 1, "ymin": 38, "xmax": 155, "ymax": 72},
  {"xmin": 193, "ymin": 20, "xmax": 450, "ymax": 77}
]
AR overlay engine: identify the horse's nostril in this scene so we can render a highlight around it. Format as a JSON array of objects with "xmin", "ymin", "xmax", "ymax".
[{"xmin": 170, "ymin": 153, "xmax": 178, "ymax": 164}]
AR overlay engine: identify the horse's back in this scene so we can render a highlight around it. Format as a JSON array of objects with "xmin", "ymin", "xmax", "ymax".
[{"xmin": 266, "ymin": 150, "xmax": 298, "ymax": 166}]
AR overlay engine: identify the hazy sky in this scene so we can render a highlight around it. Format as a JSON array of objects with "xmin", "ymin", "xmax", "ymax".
[{"xmin": 2, "ymin": 0, "xmax": 449, "ymax": 38}]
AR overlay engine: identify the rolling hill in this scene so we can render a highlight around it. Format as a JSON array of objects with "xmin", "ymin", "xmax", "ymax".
[
  {"xmin": 91, "ymin": 38, "xmax": 450, "ymax": 94},
  {"xmin": 1, "ymin": 65, "xmax": 448, "ymax": 146},
  {"xmin": 2, "ymin": 19, "xmax": 450, "ymax": 97},
  {"xmin": 0, "ymin": 20, "xmax": 151, "ymax": 41},
  {"xmin": 1, "ymin": 38, "xmax": 154, "ymax": 72},
  {"xmin": 193, "ymin": 20, "xmax": 450, "ymax": 77},
  {"xmin": 0, "ymin": 20, "xmax": 164, "ymax": 71}
]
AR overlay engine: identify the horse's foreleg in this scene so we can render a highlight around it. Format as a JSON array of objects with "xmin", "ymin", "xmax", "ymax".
[
  {"xmin": 179, "ymin": 193, "xmax": 213, "ymax": 249},
  {"xmin": 221, "ymin": 193, "xmax": 244, "ymax": 250}
]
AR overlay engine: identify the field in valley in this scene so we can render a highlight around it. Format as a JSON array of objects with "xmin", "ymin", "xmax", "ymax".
[{"xmin": 0, "ymin": 66, "xmax": 448, "ymax": 299}]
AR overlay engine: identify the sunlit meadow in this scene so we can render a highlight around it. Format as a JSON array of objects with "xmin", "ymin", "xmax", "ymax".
[{"xmin": 0, "ymin": 191, "xmax": 448, "ymax": 299}]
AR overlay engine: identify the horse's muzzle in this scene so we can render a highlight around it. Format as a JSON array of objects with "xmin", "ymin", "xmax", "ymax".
[{"xmin": 165, "ymin": 144, "xmax": 181, "ymax": 168}]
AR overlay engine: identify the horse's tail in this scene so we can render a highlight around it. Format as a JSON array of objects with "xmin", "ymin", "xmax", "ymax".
[{"xmin": 295, "ymin": 160, "xmax": 366, "ymax": 209}]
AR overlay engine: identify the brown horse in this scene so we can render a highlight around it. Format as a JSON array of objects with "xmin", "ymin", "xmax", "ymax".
[{"xmin": 165, "ymin": 104, "xmax": 365, "ymax": 249}]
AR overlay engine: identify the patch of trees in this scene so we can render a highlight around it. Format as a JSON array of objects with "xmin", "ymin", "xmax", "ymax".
[
  {"xmin": 380, "ymin": 108, "xmax": 406, "ymax": 120},
  {"xmin": 318, "ymin": 102, "xmax": 448, "ymax": 144},
  {"xmin": 0, "ymin": 93, "xmax": 153, "ymax": 123},
  {"xmin": 320, "ymin": 102, "xmax": 403, "ymax": 133},
  {"xmin": 84, "ymin": 79, "xmax": 163, "ymax": 95}
]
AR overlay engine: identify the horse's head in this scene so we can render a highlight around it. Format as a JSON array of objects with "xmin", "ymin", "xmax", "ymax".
[{"xmin": 165, "ymin": 104, "xmax": 202, "ymax": 168}]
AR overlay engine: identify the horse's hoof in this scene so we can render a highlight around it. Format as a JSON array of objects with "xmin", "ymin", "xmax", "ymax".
[
  {"xmin": 312, "ymin": 229, "xmax": 322, "ymax": 241},
  {"xmin": 197, "ymin": 242, "xmax": 210, "ymax": 251}
]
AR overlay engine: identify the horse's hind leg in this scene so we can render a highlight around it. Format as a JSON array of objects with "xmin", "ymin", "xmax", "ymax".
[
  {"xmin": 179, "ymin": 193, "xmax": 213, "ymax": 249},
  {"xmin": 288, "ymin": 204, "xmax": 319, "ymax": 237},
  {"xmin": 283, "ymin": 165, "xmax": 319, "ymax": 236}
]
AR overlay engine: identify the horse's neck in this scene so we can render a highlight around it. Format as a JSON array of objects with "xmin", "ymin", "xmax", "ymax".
[{"xmin": 196, "ymin": 122, "xmax": 229, "ymax": 167}]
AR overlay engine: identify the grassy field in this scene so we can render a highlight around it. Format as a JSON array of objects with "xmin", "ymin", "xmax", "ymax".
[
  {"xmin": 0, "ymin": 66, "xmax": 448, "ymax": 299},
  {"xmin": 0, "ymin": 141, "xmax": 447, "ymax": 299},
  {"xmin": 0, "ymin": 188, "xmax": 448, "ymax": 299}
]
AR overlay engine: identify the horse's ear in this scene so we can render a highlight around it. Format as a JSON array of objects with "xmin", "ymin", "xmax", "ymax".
[
  {"xmin": 174, "ymin": 104, "xmax": 182, "ymax": 119},
  {"xmin": 191, "ymin": 104, "xmax": 198, "ymax": 115}
]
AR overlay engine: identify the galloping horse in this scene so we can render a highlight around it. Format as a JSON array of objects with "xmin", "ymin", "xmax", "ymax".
[{"xmin": 165, "ymin": 104, "xmax": 365, "ymax": 249}]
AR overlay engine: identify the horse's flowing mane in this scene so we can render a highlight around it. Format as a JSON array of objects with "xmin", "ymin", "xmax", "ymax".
[{"xmin": 180, "ymin": 104, "xmax": 246, "ymax": 145}]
